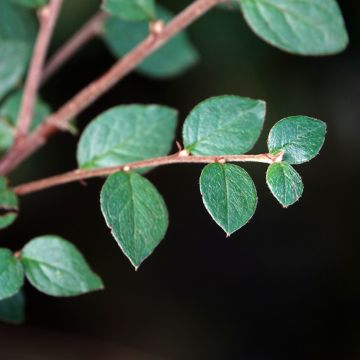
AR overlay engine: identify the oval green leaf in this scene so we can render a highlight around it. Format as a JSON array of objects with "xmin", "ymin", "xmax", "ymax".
[
  {"xmin": 12, "ymin": 0, "xmax": 48, "ymax": 8},
  {"xmin": 266, "ymin": 162, "xmax": 303, "ymax": 207},
  {"xmin": 77, "ymin": 104, "xmax": 177, "ymax": 170},
  {"xmin": 0, "ymin": 176, "xmax": 19, "ymax": 230},
  {"xmin": 102, "ymin": 0, "xmax": 156, "ymax": 21},
  {"xmin": 239, "ymin": 0, "xmax": 348, "ymax": 55},
  {"xmin": 0, "ymin": 0, "xmax": 37, "ymax": 101},
  {"xmin": 200, "ymin": 163, "xmax": 257, "ymax": 235},
  {"xmin": 101, "ymin": 171, "xmax": 169, "ymax": 269},
  {"xmin": 183, "ymin": 95, "xmax": 265, "ymax": 156},
  {"xmin": 0, "ymin": 249, "xmax": 24, "ymax": 301},
  {"xmin": 103, "ymin": 5, "xmax": 199, "ymax": 78},
  {"xmin": 0, "ymin": 291, "xmax": 25, "ymax": 324},
  {"xmin": 21, "ymin": 236, "xmax": 104, "ymax": 297},
  {"xmin": 267, "ymin": 116, "xmax": 326, "ymax": 164}
]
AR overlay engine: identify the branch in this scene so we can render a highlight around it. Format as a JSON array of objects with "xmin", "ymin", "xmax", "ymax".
[
  {"xmin": 15, "ymin": 0, "xmax": 63, "ymax": 141},
  {"xmin": 42, "ymin": 11, "xmax": 107, "ymax": 84},
  {"xmin": 0, "ymin": 0, "xmax": 225, "ymax": 176},
  {"xmin": 13, "ymin": 151, "xmax": 284, "ymax": 196}
]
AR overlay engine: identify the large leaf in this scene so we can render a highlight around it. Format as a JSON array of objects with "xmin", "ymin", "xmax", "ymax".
[
  {"xmin": 200, "ymin": 163, "xmax": 257, "ymax": 235},
  {"xmin": 101, "ymin": 171, "xmax": 169, "ymax": 269},
  {"xmin": 0, "ymin": 249, "xmax": 24, "ymax": 301},
  {"xmin": 12, "ymin": 0, "xmax": 48, "ymax": 8},
  {"xmin": 0, "ymin": 176, "xmax": 19, "ymax": 230},
  {"xmin": 21, "ymin": 236, "xmax": 104, "ymax": 297},
  {"xmin": 266, "ymin": 162, "xmax": 303, "ymax": 207},
  {"xmin": 0, "ymin": 0, "xmax": 37, "ymax": 101},
  {"xmin": 0, "ymin": 90, "xmax": 51, "ymax": 153},
  {"xmin": 267, "ymin": 116, "xmax": 326, "ymax": 164},
  {"xmin": 77, "ymin": 105, "xmax": 177, "ymax": 170},
  {"xmin": 239, "ymin": 0, "xmax": 348, "ymax": 55},
  {"xmin": 0, "ymin": 291, "xmax": 25, "ymax": 324},
  {"xmin": 103, "ymin": 5, "xmax": 199, "ymax": 78},
  {"xmin": 102, "ymin": 0, "xmax": 156, "ymax": 21},
  {"xmin": 182, "ymin": 95, "xmax": 265, "ymax": 156}
]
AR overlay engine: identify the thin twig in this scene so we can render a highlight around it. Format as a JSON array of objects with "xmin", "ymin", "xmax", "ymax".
[
  {"xmin": 13, "ymin": 151, "xmax": 284, "ymax": 196},
  {"xmin": 42, "ymin": 11, "xmax": 107, "ymax": 84},
  {"xmin": 15, "ymin": 0, "xmax": 63, "ymax": 141},
  {"xmin": 0, "ymin": 0, "xmax": 226, "ymax": 176}
]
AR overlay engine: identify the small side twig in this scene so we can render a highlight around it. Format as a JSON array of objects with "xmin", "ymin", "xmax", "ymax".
[
  {"xmin": 13, "ymin": 151, "xmax": 284, "ymax": 196},
  {"xmin": 15, "ymin": 0, "xmax": 63, "ymax": 141}
]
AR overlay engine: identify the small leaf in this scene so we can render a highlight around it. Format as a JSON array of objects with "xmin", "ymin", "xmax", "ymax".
[
  {"xmin": 103, "ymin": 5, "xmax": 199, "ymax": 78},
  {"xmin": 102, "ymin": 0, "xmax": 156, "ymax": 21},
  {"xmin": 182, "ymin": 95, "xmax": 265, "ymax": 156},
  {"xmin": 11, "ymin": 0, "xmax": 48, "ymax": 8},
  {"xmin": 200, "ymin": 163, "xmax": 257, "ymax": 235},
  {"xmin": 239, "ymin": 0, "xmax": 348, "ymax": 55},
  {"xmin": 268, "ymin": 116, "xmax": 326, "ymax": 164},
  {"xmin": 21, "ymin": 236, "xmax": 104, "ymax": 297},
  {"xmin": 0, "ymin": 90, "xmax": 51, "ymax": 153},
  {"xmin": 0, "ymin": 291, "xmax": 25, "ymax": 324},
  {"xmin": 101, "ymin": 171, "xmax": 169, "ymax": 269},
  {"xmin": 0, "ymin": 249, "xmax": 24, "ymax": 301},
  {"xmin": 266, "ymin": 162, "xmax": 303, "ymax": 207},
  {"xmin": 77, "ymin": 105, "xmax": 177, "ymax": 170},
  {"xmin": 0, "ymin": 0, "xmax": 37, "ymax": 101},
  {"xmin": 0, "ymin": 176, "xmax": 19, "ymax": 230}
]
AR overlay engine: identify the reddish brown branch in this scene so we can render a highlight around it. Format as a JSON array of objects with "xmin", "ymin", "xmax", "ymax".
[
  {"xmin": 15, "ymin": 0, "xmax": 63, "ymax": 141},
  {"xmin": 42, "ymin": 11, "xmax": 107, "ymax": 84},
  {"xmin": 0, "ymin": 0, "xmax": 225, "ymax": 176},
  {"xmin": 13, "ymin": 152, "xmax": 284, "ymax": 196}
]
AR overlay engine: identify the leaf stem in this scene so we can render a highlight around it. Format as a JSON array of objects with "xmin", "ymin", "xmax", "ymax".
[
  {"xmin": 13, "ymin": 151, "xmax": 284, "ymax": 196},
  {"xmin": 0, "ymin": 0, "xmax": 225, "ymax": 176},
  {"xmin": 41, "ymin": 11, "xmax": 108, "ymax": 84},
  {"xmin": 15, "ymin": 0, "xmax": 63, "ymax": 141}
]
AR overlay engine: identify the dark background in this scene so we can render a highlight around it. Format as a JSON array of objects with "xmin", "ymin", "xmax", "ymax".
[{"xmin": 1, "ymin": 0, "xmax": 360, "ymax": 359}]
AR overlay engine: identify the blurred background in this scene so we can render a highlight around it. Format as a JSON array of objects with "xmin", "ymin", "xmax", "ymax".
[{"xmin": 1, "ymin": 0, "xmax": 360, "ymax": 358}]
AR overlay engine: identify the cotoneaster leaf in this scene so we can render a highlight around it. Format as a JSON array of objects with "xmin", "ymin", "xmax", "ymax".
[
  {"xmin": 268, "ymin": 116, "xmax": 326, "ymax": 164},
  {"xmin": 0, "ymin": 176, "xmax": 19, "ymax": 230},
  {"xmin": 101, "ymin": 171, "xmax": 169, "ymax": 269},
  {"xmin": 183, "ymin": 95, "xmax": 265, "ymax": 156},
  {"xmin": 12, "ymin": 0, "xmax": 48, "ymax": 8},
  {"xmin": 0, "ymin": 291, "xmax": 25, "ymax": 324},
  {"xmin": 200, "ymin": 163, "xmax": 257, "ymax": 235},
  {"xmin": 102, "ymin": 0, "xmax": 156, "ymax": 21},
  {"xmin": 239, "ymin": 0, "xmax": 349, "ymax": 55}
]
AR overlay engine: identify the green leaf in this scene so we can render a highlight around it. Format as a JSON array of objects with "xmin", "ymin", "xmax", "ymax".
[
  {"xmin": 101, "ymin": 171, "xmax": 168, "ymax": 269},
  {"xmin": 0, "ymin": 291, "xmax": 25, "ymax": 324},
  {"xmin": 12, "ymin": 0, "xmax": 48, "ymax": 8},
  {"xmin": 0, "ymin": 249, "xmax": 24, "ymax": 301},
  {"xmin": 266, "ymin": 162, "xmax": 303, "ymax": 207},
  {"xmin": 102, "ymin": 0, "xmax": 156, "ymax": 21},
  {"xmin": 0, "ymin": 177, "xmax": 19, "ymax": 230},
  {"xmin": 267, "ymin": 116, "xmax": 326, "ymax": 164},
  {"xmin": 77, "ymin": 105, "xmax": 177, "ymax": 170},
  {"xmin": 239, "ymin": 0, "xmax": 348, "ymax": 55},
  {"xmin": 0, "ymin": 90, "xmax": 51, "ymax": 153},
  {"xmin": 200, "ymin": 163, "xmax": 257, "ymax": 235},
  {"xmin": 182, "ymin": 95, "xmax": 265, "ymax": 156},
  {"xmin": 103, "ymin": 5, "xmax": 199, "ymax": 78},
  {"xmin": 0, "ymin": 0, "xmax": 37, "ymax": 101},
  {"xmin": 21, "ymin": 236, "xmax": 104, "ymax": 297}
]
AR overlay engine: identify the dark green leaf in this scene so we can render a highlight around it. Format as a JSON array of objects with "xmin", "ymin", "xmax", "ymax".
[
  {"xmin": 101, "ymin": 171, "xmax": 168, "ymax": 269},
  {"xmin": 0, "ymin": 90, "xmax": 51, "ymax": 153},
  {"xmin": 102, "ymin": 0, "xmax": 156, "ymax": 21},
  {"xmin": 268, "ymin": 116, "xmax": 326, "ymax": 164},
  {"xmin": 12, "ymin": 0, "xmax": 48, "ymax": 8},
  {"xmin": 0, "ymin": 249, "xmax": 24, "ymax": 301},
  {"xmin": 0, "ymin": 292, "xmax": 25, "ymax": 324},
  {"xmin": 77, "ymin": 105, "xmax": 177, "ymax": 170},
  {"xmin": 239, "ymin": 0, "xmax": 348, "ymax": 55},
  {"xmin": 182, "ymin": 95, "xmax": 265, "ymax": 155},
  {"xmin": 21, "ymin": 236, "xmax": 104, "ymax": 297},
  {"xmin": 266, "ymin": 162, "xmax": 303, "ymax": 207},
  {"xmin": 0, "ymin": 0, "xmax": 37, "ymax": 101},
  {"xmin": 0, "ymin": 176, "xmax": 19, "ymax": 230},
  {"xmin": 103, "ymin": 5, "xmax": 199, "ymax": 78},
  {"xmin": 200, "ymin": 163, "xmax": 257, "ymax": 235}
]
